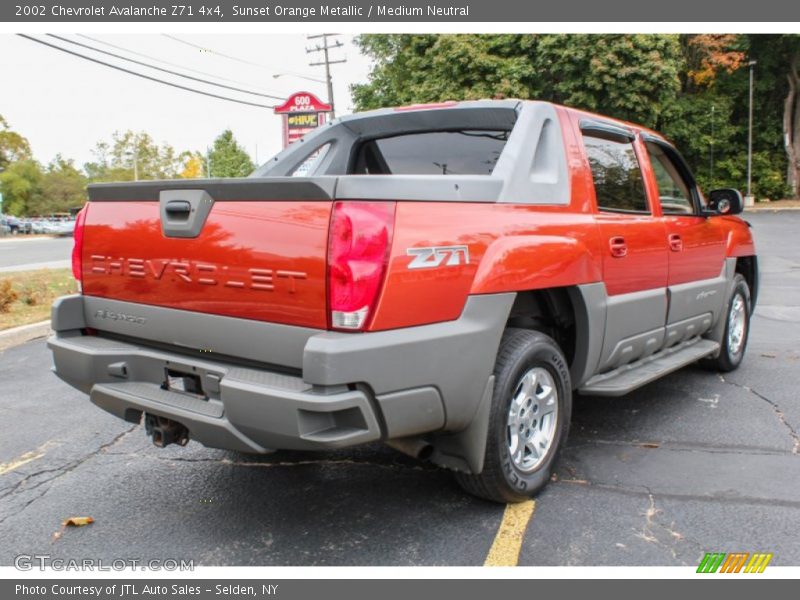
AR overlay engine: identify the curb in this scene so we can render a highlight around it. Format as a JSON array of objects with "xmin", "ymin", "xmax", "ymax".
[
  {"xmin": 745, "ymin": 206, "xmax": 800, "ymax": 212},
  {"xmin": 0, "ymin": 320, "xmax": 52, "ymax": 351}
]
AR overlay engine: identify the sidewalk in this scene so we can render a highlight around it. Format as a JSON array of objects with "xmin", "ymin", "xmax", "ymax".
[{"xmin": 745, "ymin": 199, "xmax": 800, "ymax": 211}]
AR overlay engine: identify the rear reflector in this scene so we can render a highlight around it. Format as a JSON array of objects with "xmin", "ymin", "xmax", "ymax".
[
  {"xmin": 71, "ymin": 204, "xmax": 88, "ymax": 284},
  {"xmin": 328, "ymin": 201, "xmax": 396, "ymax": 331}
]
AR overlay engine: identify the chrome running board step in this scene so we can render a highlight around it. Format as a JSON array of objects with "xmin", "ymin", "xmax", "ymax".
[{"xmin": 579, "ymin": 338, "xmax": 720, "ymax": 397}]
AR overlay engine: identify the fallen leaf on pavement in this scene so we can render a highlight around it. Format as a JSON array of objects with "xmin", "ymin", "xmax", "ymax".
[
  {"xmin": 62, "ymin": 516, "xmax": 94, "ymax": 527},
  {"xmin": 52, "ymin": 517, "xmax": 94, "ymax": 543}
]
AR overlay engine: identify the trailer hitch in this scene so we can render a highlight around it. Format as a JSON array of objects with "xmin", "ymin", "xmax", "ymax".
[{"xmin": 144, "ymin": 414, "xmax": 189, "ymax": 448}]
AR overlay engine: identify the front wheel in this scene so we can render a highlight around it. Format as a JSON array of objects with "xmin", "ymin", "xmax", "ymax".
[{"xmin": 455, "ymin": 328, "xmax": 572, "ymax": 503}]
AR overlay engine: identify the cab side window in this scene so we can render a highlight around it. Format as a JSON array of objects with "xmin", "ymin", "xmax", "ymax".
[
  {"xmin": 583, "ymin": 134, "xmax": 649, "ymax": 214},
  {"xmin": 645, "ymin": 142, "xmax": 695, "ymax": 215}
]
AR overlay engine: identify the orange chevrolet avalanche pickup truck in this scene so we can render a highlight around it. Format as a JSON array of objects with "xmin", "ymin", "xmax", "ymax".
[{"xmin": 49, "ymin": 101, "xmax": 758, "ymax": 503}]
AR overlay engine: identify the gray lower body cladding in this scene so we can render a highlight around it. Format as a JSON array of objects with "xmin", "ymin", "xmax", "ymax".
[{"xmin": 48, "ymin": 293, "xmax": 514, "ymax": 456}]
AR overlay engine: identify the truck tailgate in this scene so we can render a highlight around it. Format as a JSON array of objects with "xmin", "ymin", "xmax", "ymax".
[{"xmin": 81, "ymin": 179, "xmax": 335, "ymax": 330}]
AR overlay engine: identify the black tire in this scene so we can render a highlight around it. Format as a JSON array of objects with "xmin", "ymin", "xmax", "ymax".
[
  {"xmin": 455, "ymin": 328, "xmax": 572, "ymax": 504},
  {"xmin": 702, "ymin": 274, "xmax": 751, "ymax": 372}
]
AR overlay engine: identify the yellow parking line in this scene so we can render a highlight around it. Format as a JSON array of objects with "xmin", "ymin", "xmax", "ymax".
[
  {"xmin": 0, "ymin": 442, "xmax": 54, "ymax": 476},
  {"xmin": 484, "ymin": 500, "xmax": 536, "ymax": 566}
]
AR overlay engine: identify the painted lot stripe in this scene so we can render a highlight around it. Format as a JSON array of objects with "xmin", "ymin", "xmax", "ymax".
[
  {"xmin": 484, "ymin": 500, "xmax": 536, "ymax": 566},
  {"xmin": 0, "ymin": 442, "xmax": 54, "ymax": 476}
]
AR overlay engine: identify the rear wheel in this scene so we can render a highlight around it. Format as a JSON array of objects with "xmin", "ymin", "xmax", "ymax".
[
  {"xmin": 704, "ymin": 274, "xmax": 751, "ymax": 372},
  {"xmin": 456, "ymin": 328, "xmax": 572, "ymax": 503}
]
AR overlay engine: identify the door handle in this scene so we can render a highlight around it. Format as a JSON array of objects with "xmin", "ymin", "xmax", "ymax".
[
  {"xmin": 668, "ymin": 233, "xmax": 683, "ymax": 252},
  {"xmin": 609, "ymin": 236, "xmax": 628, "ymax": 258},
  {"xmin": 165, "ymin": 200, "xmax": 192, "ymax": 220}
]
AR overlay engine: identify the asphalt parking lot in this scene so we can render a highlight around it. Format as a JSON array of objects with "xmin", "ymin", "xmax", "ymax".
[{"xmin": 0, "ymin": 211, "xmax": 798, "ymax": 567}]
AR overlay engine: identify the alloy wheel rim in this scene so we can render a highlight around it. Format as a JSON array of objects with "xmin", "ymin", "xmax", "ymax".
[
  {"xmin": 506, "ymin": 367, "xmax": 559, "ymax": 473},
  {"xmin": 728, "ymin": 293, "xmax": 746, "ymax": 357}
]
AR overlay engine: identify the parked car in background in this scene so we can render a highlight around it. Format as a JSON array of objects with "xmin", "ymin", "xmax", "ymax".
[
  {"xmin": 22, "ymin": 216, "xmax": 77, "ymax": 236},
  {"xmin": 30, "ymin": 219, "xmax": 48, "ymax": 234},
  {"xmin": 49, "ymin": 218, "xmax": 76, "ymax": 236}
]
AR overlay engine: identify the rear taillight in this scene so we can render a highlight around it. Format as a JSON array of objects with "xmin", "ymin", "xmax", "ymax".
[
  {"xmin": 72, "ymin": 205, "xmax": 88, "ymax": 285},
  {"xmin": 328, "ymin": 201, "xmax": 396, "ymax": 331}
]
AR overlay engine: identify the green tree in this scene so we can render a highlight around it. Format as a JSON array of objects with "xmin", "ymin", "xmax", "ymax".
[
  {"xmin": 659, "ymin": 93, "xmax": 739, "ymax": 192},
  {"xmin": 0, "ymin": 115, "xmax": 32, "ymax": 171},
  {"xmin": 745, "ymin": 34, "xmax": 800, "ymax": 198},
  {"xmin": 207, "ymin": 130, "xmax": 253, "ymax": 178},
  {"xmin": 535, "ymin": 34, "xmax": 683, "ymax": 126},
  {"xmin": 0, "ymin": 159, "xmax": 43, "ymax": 216},
  {"xmin": 352, "ymin": 33, "xmax": 800, "ymax": 198},
  {"xmin": 35, "ymin": 156, "xmax": 88, "ymax": 214},
  {"xmin": 84, "ymin": 131, "xmax": 188, "ymax": 182},
  {"xmin": 353, "ymin": 34, "xmax": 683, "ymax": 126},
  {"xmin": 352, "ymin": 35, "xmax": 537, "ymax": 109}
]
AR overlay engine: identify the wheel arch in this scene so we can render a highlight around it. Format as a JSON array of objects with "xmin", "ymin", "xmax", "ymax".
[{"xmin": 504, "ymin": 284, "xmax": 606, "ymax": 390}]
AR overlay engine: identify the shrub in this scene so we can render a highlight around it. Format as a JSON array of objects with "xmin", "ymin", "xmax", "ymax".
[
  {"xmin": 19, "ymin": 281, "xmax": 48, "ymax": 307},
  {"xmin": 0, "ymin": 279, "xmax": 18, "ymax": 313}
]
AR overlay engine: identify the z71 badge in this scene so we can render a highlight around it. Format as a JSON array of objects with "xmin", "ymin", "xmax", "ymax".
[{"xmin": 406, "ymin": 245, "xmax": 469, "ymax": 269}]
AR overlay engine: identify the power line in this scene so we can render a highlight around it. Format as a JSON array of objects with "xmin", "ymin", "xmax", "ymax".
[
  {"xmin": 76, "ymin": 34, "xmax": 285, "ymax": 96},
  {"xmin": 48, "ymin": 34, "xmax": 284, "ymax": 100},
  {"xmin": 162, "ymin": 34, "xmax": 314, "ymax": 80},
  {"xmin": 17, "ymin": 34, "xmax": 276, "ymax": 110}
]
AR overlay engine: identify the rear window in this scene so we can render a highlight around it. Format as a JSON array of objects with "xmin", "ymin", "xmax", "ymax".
[{"xmin": 351, "ymin": 130, "xmax": 509, "ymax": 175}]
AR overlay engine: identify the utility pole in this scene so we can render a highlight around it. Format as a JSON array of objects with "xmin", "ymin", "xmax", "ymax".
[{"xmin": 306, "ymin": 34, "xmax": 346, "ymax": 118}]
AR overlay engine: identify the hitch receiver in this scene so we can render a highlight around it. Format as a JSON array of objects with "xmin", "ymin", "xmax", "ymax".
[{"xmin": 144, "ymin": 414, "xmax": 189, "ymax": 448}]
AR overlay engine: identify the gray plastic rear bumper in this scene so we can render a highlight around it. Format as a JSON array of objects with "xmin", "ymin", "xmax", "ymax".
[{"xmin": 48, "ymin": 294, "xmax": 513, "ymax": 455}]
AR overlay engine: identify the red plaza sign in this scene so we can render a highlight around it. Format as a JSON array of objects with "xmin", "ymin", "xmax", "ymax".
[{"xmin": 274, "ymin": 91, "xmax": 333, "ymax": 148}]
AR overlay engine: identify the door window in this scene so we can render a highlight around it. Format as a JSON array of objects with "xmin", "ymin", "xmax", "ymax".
[
  {"xmin": 645, "ymin": 142, "xmax": 695, "ymax": 215},
  {"xmin": 583, "ymin": 134, "xmax": 649, "ymax": 214}
]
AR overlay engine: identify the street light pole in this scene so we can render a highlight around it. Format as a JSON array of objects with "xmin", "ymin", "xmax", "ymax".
[
  {"xmin": 746, "ymin": 59, "xmax": 757, "ymax": 205},
  {"xmin": 710, "ymin": 104, "xmax": 715, "ymax": 187}
]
